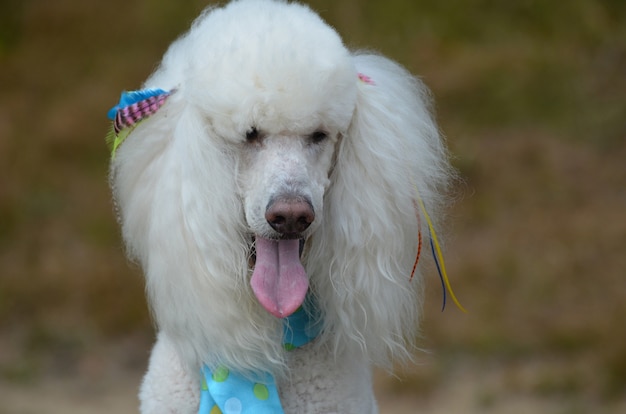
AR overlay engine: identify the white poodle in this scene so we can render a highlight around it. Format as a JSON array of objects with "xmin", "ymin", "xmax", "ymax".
[{"xmin": 108, "ymin": 0, "xmax": 452, "ymax": 412}]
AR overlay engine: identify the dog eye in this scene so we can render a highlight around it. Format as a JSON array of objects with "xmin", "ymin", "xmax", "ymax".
[
  {"xmin": 246, "ymin": 127, "xmax": 260, "ymax": 142},
  {"xmin": 310, "ymin": 131, "xmax": 328, "ymax": 143}
]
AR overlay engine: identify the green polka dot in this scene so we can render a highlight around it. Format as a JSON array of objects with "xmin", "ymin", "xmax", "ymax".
[
  {"xmin": 253, "ymin": 383, "xmax": 270, "ymax": 400},
  {"xmin": 209, "ymin": 405, "xmax": 222, "ymax": 414},
  {"xmin": 283, "ymin": 342, "xmax": 296, "ymax": 351},
  {"xmin": 212, "ymin": 366, "xmax": 229, "ymax": 382},
  {"xmin": 201, "ymin": 376, "xmax": 208, "ymax": 391}
]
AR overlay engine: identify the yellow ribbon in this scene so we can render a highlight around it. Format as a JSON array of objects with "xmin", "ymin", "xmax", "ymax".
[{"xmin": 414, "ymin": 191, "xmax": 467, "ymax": 313}]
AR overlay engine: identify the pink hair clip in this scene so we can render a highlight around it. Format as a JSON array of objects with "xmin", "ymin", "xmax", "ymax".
[{"xmin": 357, "ymin": 73, "xmax": 375, "ymax": 85}]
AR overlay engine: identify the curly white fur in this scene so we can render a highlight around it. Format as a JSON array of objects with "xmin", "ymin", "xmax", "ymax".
[{"xmin": 109, "ymin": 0, "xmax": 452, "ymax": 412}]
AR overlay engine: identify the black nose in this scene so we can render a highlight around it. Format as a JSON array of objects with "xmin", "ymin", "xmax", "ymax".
[{"xmin": 265, "ymin": 196, "xmax": 314, "ymax": 236}]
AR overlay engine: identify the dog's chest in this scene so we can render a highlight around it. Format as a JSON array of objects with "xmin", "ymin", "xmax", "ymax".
[{"xmin": 278, "ymin": 345, "xmax": 378, "ymax": 414}]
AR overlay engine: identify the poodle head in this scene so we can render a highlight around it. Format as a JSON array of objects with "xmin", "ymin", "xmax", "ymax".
[
  {"xmin": 110, "ymin": 0, "xmax": 450, "ymax": 374},
  {"xmin": 166, "ymin": 0, "xmax": 360, "ymax": 318}
]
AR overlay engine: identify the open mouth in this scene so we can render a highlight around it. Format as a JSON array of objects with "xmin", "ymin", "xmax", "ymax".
[
  {"xmin": 250, "ymin": 238, "xmax": 306, "ymax": 263},
  {"xmin": 249, "ymin": 236, "xmax": 309, "ymax": 318}
]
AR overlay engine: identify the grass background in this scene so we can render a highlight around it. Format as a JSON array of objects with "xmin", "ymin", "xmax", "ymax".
[{"xmin": 1, "ymin": 0, "xmax": 625, "ymax": 412}]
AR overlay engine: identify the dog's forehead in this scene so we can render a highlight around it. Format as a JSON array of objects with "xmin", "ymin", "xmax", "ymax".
[
  {"xmin": 214, "ymin": 1, "xmax": 346, "ymax": 62},
  {"xmin": 154, "ymin": 1, "xmax": 360, "ymax": 141},
  {"xmin": 186, "ymin": 1, "xmax": 355, "ymax": 87}
]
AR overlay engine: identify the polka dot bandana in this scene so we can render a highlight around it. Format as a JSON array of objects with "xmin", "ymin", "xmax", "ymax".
[
  {"xmin": 199, "ymin": 293, "xmax": 321, "ymax": 414},
  {"xmin": 199, "ymin": 366, "xmax": 282, "ymax": 414}
]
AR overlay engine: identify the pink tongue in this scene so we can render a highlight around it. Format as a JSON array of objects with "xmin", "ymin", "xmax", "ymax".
[{"xmin": 250, "ymin": 237, "xmax": 308, "ymax": 318}]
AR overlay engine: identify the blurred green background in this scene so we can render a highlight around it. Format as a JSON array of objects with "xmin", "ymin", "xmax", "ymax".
[{"xmin": 1, "ymin": 0, "xmax": 625, "ymax": 412}]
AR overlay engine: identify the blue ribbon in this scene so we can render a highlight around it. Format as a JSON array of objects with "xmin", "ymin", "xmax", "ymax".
[{"xmin": 107, "ymin": 88, "xmax": 169, "ymax": 120}]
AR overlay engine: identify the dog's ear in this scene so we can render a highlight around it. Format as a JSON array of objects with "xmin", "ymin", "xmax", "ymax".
[
  {"xmin": 110, "ymin": 91, "xmax": 247, "ymax": 274},
  {"xmin": 307, "ymin": 53, "xmax": 452, "ymax": 367},
  {"xmin": 110, "ymin": 91, "xmax": 283, "ymax": 374}
]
